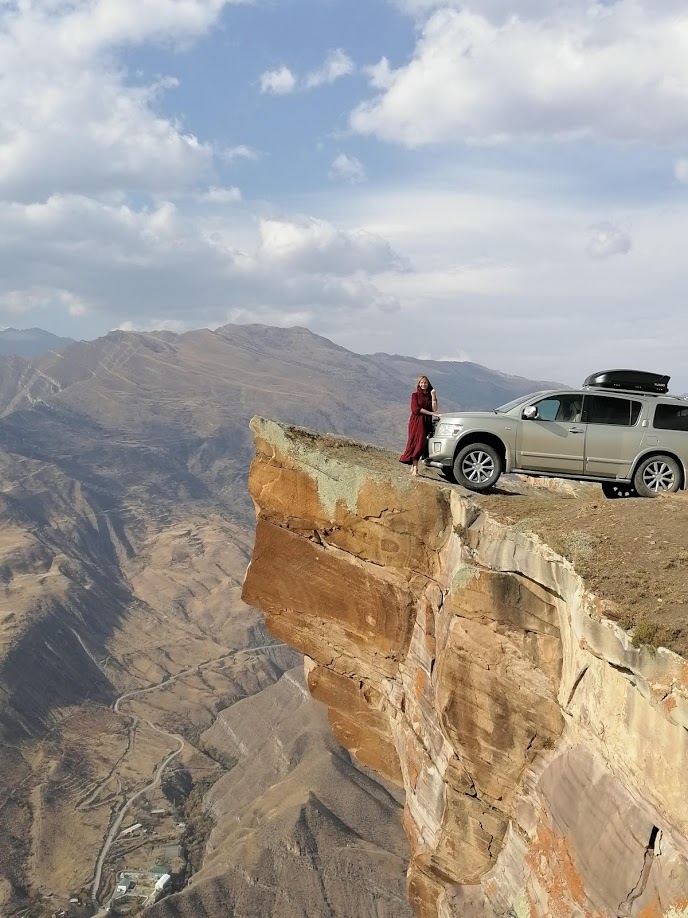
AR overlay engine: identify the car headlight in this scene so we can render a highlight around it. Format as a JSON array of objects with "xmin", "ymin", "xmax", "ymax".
[{"xmin": 436, "ymin": 423, "xmax": 464, "ymax": 438}]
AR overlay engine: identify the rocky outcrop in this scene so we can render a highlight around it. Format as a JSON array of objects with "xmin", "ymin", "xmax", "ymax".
[{"xmin": 243, "ymin": 418, "xmax": 688, "ymax": 918}]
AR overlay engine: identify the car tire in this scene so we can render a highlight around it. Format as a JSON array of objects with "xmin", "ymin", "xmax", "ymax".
[
  {"xmin": 601, "ymin": 482, "xmax": 638, "ymax": 499},
  {"xmin": 633, "ymin": 454, "xmax": 682, "ymax": 497},
  {"xmin": 453, "ymin": 442, "xmax": 502, "ymax": 492}
]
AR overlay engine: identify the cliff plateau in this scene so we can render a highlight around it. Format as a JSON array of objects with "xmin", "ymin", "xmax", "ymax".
[{"xmin": 243, "ymin": 418, "xmax": 688, "ymax": 918}]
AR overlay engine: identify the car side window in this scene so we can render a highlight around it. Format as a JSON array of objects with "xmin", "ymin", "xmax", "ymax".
[
  {"xmin": 531, "ymin": 395, "xmax": 583, "ymax": 422},
  {"xmin": 586, "ymin": 396, "xmax": 641, "ymax": 426},
  {"xmin": 653, "ymin": 404, "xmax": 688, "ymax": 431}
]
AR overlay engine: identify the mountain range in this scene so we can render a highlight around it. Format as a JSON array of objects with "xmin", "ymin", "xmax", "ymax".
[
  {"xmin": 0, "ymin": 324, "xmax": 556, "ymax": 916},
  {"xmin": 0, "ymin": 326, "xmax": 74, "ymax": 357}
]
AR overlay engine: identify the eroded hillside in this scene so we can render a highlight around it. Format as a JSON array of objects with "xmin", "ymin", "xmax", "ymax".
[
  {"xmin": 0, "ymin": 325, "xmax": 562, "ymax": 916},
  {"xmin": 243, "ymin": 417, "xmax": 688, "ymax": 918}
]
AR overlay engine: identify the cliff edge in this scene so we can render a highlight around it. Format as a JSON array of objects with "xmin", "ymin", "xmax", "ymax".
[{"xmin": 242, "ymin": 417, "xmax": 688, "ymax": 918}]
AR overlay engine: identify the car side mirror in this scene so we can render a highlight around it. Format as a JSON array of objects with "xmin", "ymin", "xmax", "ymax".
[{"xmin": 522, "ymin": 406, "xmax": 538, "ymax": 420}]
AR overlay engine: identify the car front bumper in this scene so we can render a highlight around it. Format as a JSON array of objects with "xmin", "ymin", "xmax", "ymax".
[{"xmin": 425, "ymin": 437, "xmax": 458, "ymax": 468}]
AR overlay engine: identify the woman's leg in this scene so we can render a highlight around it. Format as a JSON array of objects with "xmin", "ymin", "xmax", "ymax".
[{"xmin": 411, "ymin": 459, "xmax": 418, "ymax": 476}]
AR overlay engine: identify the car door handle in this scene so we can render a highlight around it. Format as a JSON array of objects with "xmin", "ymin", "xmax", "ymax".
[{"xmin": 568, "ymin": 427, "xmax": 585, "ymax": 433}]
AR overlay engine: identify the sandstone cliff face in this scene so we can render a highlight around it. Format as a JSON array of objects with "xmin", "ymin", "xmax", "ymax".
[{"xmin": 243, "ymin": 418, "xmax": 688, "ymax": 918}]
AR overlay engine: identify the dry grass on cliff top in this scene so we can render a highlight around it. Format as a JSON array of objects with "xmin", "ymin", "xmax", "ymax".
[
  {"xmin": 282, "ymin": 428, "xmax": 688, "ymax": 657},
  {"xmin": 478, "ymin": 487, "xmax": 688, "ymax": 656}
]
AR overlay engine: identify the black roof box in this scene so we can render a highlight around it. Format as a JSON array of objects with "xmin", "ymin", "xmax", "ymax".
[{"xmin": 583, "ymin": 369, "xmax": 670, "ymax": 394}]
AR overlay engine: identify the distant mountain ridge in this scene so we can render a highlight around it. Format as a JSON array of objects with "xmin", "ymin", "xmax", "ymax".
[
  {"xmin": 1, "ymin": 322, "xmax": 560, "ymax": 426},
  {"xmin": 0, "ymin": 326, "xmax": 75, "ymax": 357},
  {"xmin": 0, "ymin": 323, "xmax": 559, "ymax": 915}
]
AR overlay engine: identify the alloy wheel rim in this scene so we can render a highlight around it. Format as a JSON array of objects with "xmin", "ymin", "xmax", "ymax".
[
  {"xmin": 463, "ymin": 451, "xmax": 495, "ymax": 483},
  {"xmin": 642, "ymin": 461, "xmax": 675, "ymax": 492}
]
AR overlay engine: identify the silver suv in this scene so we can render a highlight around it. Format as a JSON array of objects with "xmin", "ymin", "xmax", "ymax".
[{"xmin": 426, "ymin": 370, "xmax": 688, "ymax": 498}]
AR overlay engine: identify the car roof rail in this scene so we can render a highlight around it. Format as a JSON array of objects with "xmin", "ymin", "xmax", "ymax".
[{"xmin": 582, "ymin": 385, "xmax": 688, "ymax": 400}]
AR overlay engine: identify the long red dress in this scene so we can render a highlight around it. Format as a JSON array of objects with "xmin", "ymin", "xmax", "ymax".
[{"xmin": 399, "ymin": 388, "xmax": 433, "ymax": 464}]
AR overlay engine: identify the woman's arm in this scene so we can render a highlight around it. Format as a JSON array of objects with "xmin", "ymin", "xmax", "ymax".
[
  {"xmin": 412, "ymin": 391, "xmax": 439, "ymax": 416},
  {"xmin": 431, "ymin": 388, "xmax": 438, "ymax": 412}
]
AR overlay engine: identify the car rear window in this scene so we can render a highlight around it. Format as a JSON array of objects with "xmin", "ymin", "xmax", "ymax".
[
  {"xmin": 586, "ymin": 396, "xmax": 642, "ymax": 426},
  {"xmin": 653, "ymin": 404, "xmax": 688, "ymax": 432}
]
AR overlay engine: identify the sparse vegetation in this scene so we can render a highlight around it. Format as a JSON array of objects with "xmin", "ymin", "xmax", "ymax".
[
  {"xmin": 180, "ymin": 776, "xmax": 220, "ymax": 879},
  {"xmin": 511, "ymin": 516, "xmax": 537, "ymax": 534},
  {"xmin": 552, "ymin": 530, "xmax": 599, "ymax": 571},
  {"xmin": 664, "ymin": 549, "xmax": 688, "ymax": 570},
  {"xmin": 630, "ymin": 618, "xmax": 662, "ymax": 652},
  {"xmin": 617, "ymin": 614, "xmax": 672, "ymax": 653},
  {"xmin": 452, "ymin": 523, "xmax": 468, "ymax": 540},
  {"xmin": 161, "ymin": 766, "xmax": 193, "ymax": 809},
  {"xmin": 198, "ymin": 742, "xmax": 238, "ymax": 771}
]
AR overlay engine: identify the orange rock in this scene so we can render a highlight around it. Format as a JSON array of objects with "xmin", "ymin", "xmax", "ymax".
[{"xmin": 243, "ymin": 420, "xmax": 688, "ymax": 918}]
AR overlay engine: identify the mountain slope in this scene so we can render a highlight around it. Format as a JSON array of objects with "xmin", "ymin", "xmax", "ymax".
[
  {"xmin": 150, "ymin": 669, "xmax": 413, "ymax": 918},
  {"xmin": 0, "ymin": 327, "xmax": 74, "ymax": 357},
  {"xmin": 0, "ymin": 324, "xmax": 556, "ymax": 915}
]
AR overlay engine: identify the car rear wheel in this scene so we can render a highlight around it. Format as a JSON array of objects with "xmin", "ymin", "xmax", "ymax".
[
  {"xmin": 601, "ymin": 482, "xmax": 638, "ymax": 499},
  {"xmin": 633, "ymin": 454, "xmax": 681, "ymax": 498},
  {"xmin": 453, "ymin": 443, "xmax": 502, "ymax": 492}
]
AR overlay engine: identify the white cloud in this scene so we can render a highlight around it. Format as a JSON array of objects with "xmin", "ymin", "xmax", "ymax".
[
  {"xmin": 586, "ymin": 221, "xmax": 632, "ymax": 259},
  {"xmin": 318, "ymin": 174, "xmax": 688, "ymax": 391},
  {"xmin": 303, "ymin": 50, "xmax": 355, "ymax": 89},
  {"xmin": 0, "ymin": 196, "xmax": 407, "ymax": 329},
  {"xmin": 119, "ymin": 318, "xmax": 191, "ymax": 333},
  {"xmin": 225, "ymin": 307, "xmax": 314, "ymax": 329},
  {"xmin": 329, "ymin": 153, "xmax": 367, "ymax": 184},
  {"xmin": 198, "ymin": 186, "xmax": 242, "ymax": 203},
  {"xmin": 257, "ymin": 216, "xmax": 407, "ymax": 275},
  {"xmin": 44, "ymin": 0, "xmax": 243, "ymax": 57},
  {"xmin": 0, "ymin": 287, "xmax": 90, "ymax": 317},
  {"xmin": 390, "ymin": 0, "xmax": 569, "ymax": 22},
  {"xmin": 675, "ymin": 159, "xmax": 688, "ymax": 184},
  {"xmin": 261, "ymin": 49, "xmax": 354, "ymax": 96},
  {"xmin": 260, "ymin": 66, "xmax": 297, "ymax": 95},
  {"xmin": 352, "ymin": 4, "xmax": 688, "ymax": 146},
  {"xmin": 363, "ymin": 57, "xmax": 395, "ymax": 91},
  {"xmin": 221, "ymin": 145, "xmax": 260, "ymax": 162},
  {"xmin": 0, "ymin": 0, "xmax": 247, "ymax": 200}
]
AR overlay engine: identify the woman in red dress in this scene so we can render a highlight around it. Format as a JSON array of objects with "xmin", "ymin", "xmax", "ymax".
[{"xmin": 399, "ymin": 376, "xmax": 439, "ymax": 476}]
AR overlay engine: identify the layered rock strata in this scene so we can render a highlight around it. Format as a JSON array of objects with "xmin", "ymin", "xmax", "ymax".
[{"xmin": 242, "ymin": 418, "xmax": 688, "ymax": 918}]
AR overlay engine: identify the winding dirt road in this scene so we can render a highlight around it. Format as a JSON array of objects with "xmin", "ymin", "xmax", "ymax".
[{"xmin": 90, "ymin": 643, "xmax": 285, "ymax": 908}]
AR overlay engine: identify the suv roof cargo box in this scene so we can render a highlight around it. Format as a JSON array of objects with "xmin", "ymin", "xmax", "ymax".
[{"xmin": 583, "ymin": 369, "xmax": 670, "ymax": 394}]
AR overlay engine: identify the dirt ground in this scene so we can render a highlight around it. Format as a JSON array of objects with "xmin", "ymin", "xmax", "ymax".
[
  {"xmin": 480, "ymin": 487, "xmax": 688, "ymax": 655},
  {"xmin": 287, "ymin": 429, "xmax": 688, "ymax": 657}
]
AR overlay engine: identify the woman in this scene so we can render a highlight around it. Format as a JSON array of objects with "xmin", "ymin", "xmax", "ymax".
[{"xmin": 399, "ymin": 376, "xmax": 439, "ymax": 476}]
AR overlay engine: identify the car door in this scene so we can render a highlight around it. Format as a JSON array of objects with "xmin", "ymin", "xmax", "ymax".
[
  {"xmin": 583, "ymin": 395, "xmax": 643, "ymax": 478},
  {"xmin": 515, "ymin": 393, "xmax": 586, "ymax": 473}
]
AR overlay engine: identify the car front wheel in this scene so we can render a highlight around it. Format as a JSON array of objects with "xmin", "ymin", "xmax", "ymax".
[
  {"xmin": 633, "ymin": 454, "xmax": 681, "ymax": 497},
  {"xmin": 453, "ymin": 442, "xmax": 502, "ymax": 492}
]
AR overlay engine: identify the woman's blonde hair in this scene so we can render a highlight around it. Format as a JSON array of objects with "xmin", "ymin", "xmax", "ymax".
[{"xmin": 416, "ymin": 375, "xmax": 432, "ymax": 389}]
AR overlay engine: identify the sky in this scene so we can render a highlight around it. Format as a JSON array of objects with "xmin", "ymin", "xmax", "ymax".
[{"xmin": 2, "ymin": 0, "xmax": 688, "ymax": 390}]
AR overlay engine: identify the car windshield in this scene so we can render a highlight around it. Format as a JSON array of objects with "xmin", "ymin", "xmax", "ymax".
[{"xmin": 494, "ymin": 391, "xmax": 548, "ymax": 414}]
